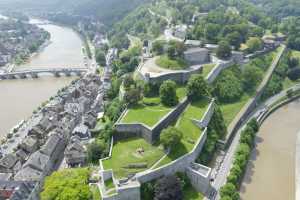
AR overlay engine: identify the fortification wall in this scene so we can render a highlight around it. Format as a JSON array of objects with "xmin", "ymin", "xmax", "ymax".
[{"xmin": 114, "ymin": 98, "xmax": 189, "ymax": 143}]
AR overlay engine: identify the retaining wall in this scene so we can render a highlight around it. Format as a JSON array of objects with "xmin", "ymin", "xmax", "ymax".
[
  {"xmin": 135, "ymin": 128, "xmax": 208, "ymax": 183},
  {"xmin": 206, "ymin": 60, "xmax": 234, "ymax": 84},
  {"xmin": 137, "ymin": 65, "xmax": 203, "ymax": 85},
  {"xmin": 114, "ymin": 98, "xmax": 189, "ymax": 143}
]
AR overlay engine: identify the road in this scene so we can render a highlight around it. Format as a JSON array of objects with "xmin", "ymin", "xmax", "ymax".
[{"xmin": 208, "ymin": 44, "xmax": 286, "ymax": 200}]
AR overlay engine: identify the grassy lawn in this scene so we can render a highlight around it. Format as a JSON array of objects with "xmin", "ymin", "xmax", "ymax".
[
  {"xmin": 156, "ymin": 55, "xmax": 188, "ymax": 70},
  {"xmin": 183, "ymin": 186, "xmax": 204, "ymax": 200},
  {"xmin": 121, "ymin": 87, "xmax": 186, "ymax": 127},
  {"xmin": 104, "ymin": 178, "xmax": 115, "ymax": 190},
  {"xmin": 202, "ymin": 63, "xmax": 216, "ymax": 78},
  {"xmin": 102, "ymin": 138, "xmax": 165, "ymax": 178},
  {"xmin": 220, "ymin": 94, "xmax": 250, "ymax": 126},
  {"xmin": 154, "ymin": 99, "xmax": 209, "ymax": 168},
  {"xmin": 292, "ymin": 50, "xmax": 300, "ymax": 58},
  {"xmin": 90, "ymin": 185, "xmax": 101, "ymax": 200}
]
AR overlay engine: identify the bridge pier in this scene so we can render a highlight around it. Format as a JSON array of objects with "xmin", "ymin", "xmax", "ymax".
[
  {"xmin": 19, "ymin": 73, "xmax": 26, "ymax": 79},
  {"xmin": 54, "ymin": 72, "xmax": 60, "ymax": 77},
  {"xmin": 30, "ymin": 72, "xmax": 38, "ymax": 78},
  {"xmin": 65, "ymin": 71, "xmax": 71, "ymax": 77},
  {"xmin": 8, "ymin": 74, "xmax": 16, "ymax": 79}
]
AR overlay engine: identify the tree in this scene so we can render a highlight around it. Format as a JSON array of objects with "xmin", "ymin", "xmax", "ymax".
[
  {"xmin": 167, "ymin": 45, "xmax": 177, "ymax": 59},
  {"xmin": 214, "ymin": 71, "xmax": 243, "ymax": 103},
  {"xmin": 95, "ymin": 49, "xmax": 106, "ymax": 66},
  {"xmin": 124, "ymin": 88, "xmax": 142, "ymax": 106},
  {"xmin": 246, "ymin": 37, "xmax": 263, "ymax": 53},
  {"xmin": 87, "ymin": 139, "xmax": 107, "ymax": 164},
  {"xmin": 287, "ymin": 67, "xmax": 300, "ymax": 81},
  {"xmin": 154, "ymin": 175, "xmax": 183, "ymax": 200},
  {"xmin": 159, "ymin": 80, "xmax": 178, "ymax": 106},
  {"xmin": 160, "ymin": 126, "xmax": 183, "ymax": 150},
  {"xmin": 226, "ymin": 31, "xmax": 242, "ymax": 50},
  {"xmin": 216, "ymin": 40, "xmax": 232, "ymax": 60},
  {"xmin": 123, "ymin": 74, "xmax": 135, "ymax": 89},
  {"xmin": 242, "ymin": 65, "xmax": 263, "ymax": 92},
  {"xmin": 152, "ymin": 40, "xmax": 165, "ymax": 55},
  {"xmin": 187, "ymin": 74, "xmax": 209, "ymax": 101},
  {"xmin": 41, "ymin": 168, "xmax": 92, "ymax": 200}
]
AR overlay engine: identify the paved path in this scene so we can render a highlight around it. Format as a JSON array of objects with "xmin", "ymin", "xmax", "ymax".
[{"xmin": 208, "ymin": 45, "xmax": 286, "ymax": 200}]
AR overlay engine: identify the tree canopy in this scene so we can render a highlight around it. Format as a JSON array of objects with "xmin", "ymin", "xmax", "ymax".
[
  {"xmin": 160, "ymin": 126, "xmax": 183, "ymax": 150},
  {"xmin": 187, "ymin": 74, "xmax": 210, "ymax": 101},
  {"xmin": 159, "ymin": 80, "xmax": 178, "ymax": 107},
  {"xmin": 41, "ymin": 168, "xmax": 92, "ymax": 200}
]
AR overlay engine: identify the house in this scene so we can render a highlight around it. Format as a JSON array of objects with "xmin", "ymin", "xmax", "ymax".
[
  {"xmin": 0, "ymin": 154, "xmax": 19, "ymax": 173},
  {"xmin": 83, "ymin": 112, "xmax": 97, "ymax": 129},
  {"xmin": 40, "ymin": 134, "xmax": 66, "ymax": 164},
  {"xmin": 184, "ymin": 48, "xmax": 210, "ymax": 65},
  {"xmin": 72, "ymin": 124, "xmax": 91, "ymax": 140},
  {"xmin": 0, "ymin": 180, "xmax": 38, "ymax": 200},
  {"xmin": 15, "ymin": 149, "xmax": 30, "ymax": 164},
  {"xmin": 15, "ymin": 151, "xmax": 51, "ymax": 182},
  {"xmin": 19, "ymin": 136, "xmax": 38, "ymax": 154},
  {"xmin": 263, "ymin": 39, "xmax": 278, "ymax": 50},
  {"xmin": 64, "ymin": 140, "xmax": 87, "ymax": 167}
]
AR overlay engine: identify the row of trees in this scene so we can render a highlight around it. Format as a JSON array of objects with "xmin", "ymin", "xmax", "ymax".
[
  {"xmin": 220, "ymin": 119, "xmax": 259, "ymax": 200},
  {"xmin": 213, "ymin": 51, "xmax": 276, "ymax": 104}
]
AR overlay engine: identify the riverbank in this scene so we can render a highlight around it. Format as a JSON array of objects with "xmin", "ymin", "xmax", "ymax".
[{"xmin": 0, "ymin": 18, "xmax": 85, "ymax": 137}]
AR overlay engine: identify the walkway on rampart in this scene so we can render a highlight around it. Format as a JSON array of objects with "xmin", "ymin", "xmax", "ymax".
[{"xmin": 210, "ymin": 44, "xmax": 286, "ymax": 200}]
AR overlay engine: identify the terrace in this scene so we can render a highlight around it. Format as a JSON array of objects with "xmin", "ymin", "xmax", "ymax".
[
  {"xmin": 120, "ymin": 86, "xmax": 187, "ymax": 127},
  {"xmin": 102, "ymin": 138, "xmax": 165, "ymax": 178},
  {"xmin": 152, "ymin": 99, "xmax": 210, "ymax": 168}
]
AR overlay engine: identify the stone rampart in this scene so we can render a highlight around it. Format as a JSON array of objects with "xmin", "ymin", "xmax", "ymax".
[
  {"xmin": 114, "ymin": 98, "xmax": 189, "ymax": 144},
  {"xmin": 135, "ymin": 128, "xmax": 208, "ymax": 183},
  {"xmin": 206, "ymin": 60, "xmax": 234, "ymax": 84}
]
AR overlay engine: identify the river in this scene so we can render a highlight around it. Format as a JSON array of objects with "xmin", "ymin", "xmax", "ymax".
[
  {"xmin": 240, "ymin": 99, "xmax": 300, "ymax": 200},
  {"xmin": 0, "ymin": 18, "xmax": 84, "ymax": 137}
]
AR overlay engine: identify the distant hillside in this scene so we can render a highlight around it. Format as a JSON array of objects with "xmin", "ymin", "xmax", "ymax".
[{"xmin": 0, "ymin": 0, "xmax": 148, "ymax": 24}]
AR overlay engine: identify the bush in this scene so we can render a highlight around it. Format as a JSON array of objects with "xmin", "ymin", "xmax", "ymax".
[
  {"xmin": 287, "ymin": 67, "xmax": 300, "ymax": 81},
  {"xmin": 154, "ymin": 175, "xmax": 183, "ymax": 200},
  {"xmin": 87, "ymin": 139, "xmax": 108, "ymax": 164},
  {"xmin": 159, "ymin": 80, "xmax": 178, "ymax": 106},
  {"xmin": 160, "ymin": 126, "xmax": 183, "ymax": 150},
  {"xmin": 124, "ymin": 88, "xmax": 142, "ymax": 106}
]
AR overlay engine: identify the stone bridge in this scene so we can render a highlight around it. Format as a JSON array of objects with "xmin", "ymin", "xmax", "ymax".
[{"xmin": 0, "ymin": 67, "xmax": 88, "ymax": 80}]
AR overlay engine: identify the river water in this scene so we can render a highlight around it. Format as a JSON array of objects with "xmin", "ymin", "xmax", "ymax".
[
  {"xmin": 0, "ymin": 19, "xmax": 84, "ymax": 137},
  {"xmin": 240, "ymin": 100, "xmax": 300, "ymax": 200}
]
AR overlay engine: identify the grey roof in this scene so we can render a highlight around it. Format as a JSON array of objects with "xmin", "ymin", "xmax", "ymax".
[
  {"xmin": 14, "ymin": 165, "xmax": 43, "ymax": 182},
  {"xmin": 15, "ymin": 149, "xmax": 29, "ymax": 162},
  {"xmin": 0, "ymin": 154, "xmax": 18, "ymax": 170},
  {"xmin": 184, "ymin": 47, "xmax": 209, "ymax": 54},
  {"xmin": 23, "ymin": 151, "xmax": 50, "ymax": 172},
  {"xmin": 65, "ymin": 141, "xmax": 86, "ymax": 156},
  {"xmin": 40, "ymin": 134, "xmax": 62, "ymax": 157},
  {"xmin": 21, "ymin": 136, "xmax": 37, "ymax": 149},
  {"xmin": 0, "ymin": 180, "xmax": 37, "ymax": 200}
]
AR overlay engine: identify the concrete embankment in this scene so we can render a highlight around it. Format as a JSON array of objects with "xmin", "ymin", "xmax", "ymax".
[{"xmin": 296, "ymin": 132, "xmax": 300, "ymax": 200}]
